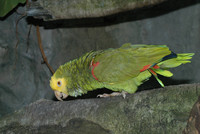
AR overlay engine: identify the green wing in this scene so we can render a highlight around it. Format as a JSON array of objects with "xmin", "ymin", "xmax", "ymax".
[{"xmin": 92, "ymin": 44, "xmax": 171, "ymax": 83}]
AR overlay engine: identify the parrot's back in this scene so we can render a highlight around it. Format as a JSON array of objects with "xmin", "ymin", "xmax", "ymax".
[
  {"xmin": 92, "ymin": 43, "xmax": 170, "ymax": 83},
  {"xmin": 90, "ymin": 43, "xmax": 194, "ymax": 93}
]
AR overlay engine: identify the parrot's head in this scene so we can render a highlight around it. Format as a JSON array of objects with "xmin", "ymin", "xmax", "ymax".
[{"xmin": 50, "ymin": 67, "xmax": 69, "ymax": 101}]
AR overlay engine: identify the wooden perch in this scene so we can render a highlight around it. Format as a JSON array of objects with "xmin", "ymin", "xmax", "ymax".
[
  {"xmin": 0, "ymin": 84, "xmax": 199, "ymax": 134},
  {"xmin": 26, "ymin": 0, "xmax": 167, "ymax": 20}
]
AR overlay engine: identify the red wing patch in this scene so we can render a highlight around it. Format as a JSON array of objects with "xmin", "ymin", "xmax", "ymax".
[
  {"xmin": 153, "ymin": 65, "xmax": 160, "ymax": 69},
  {"xmin": 149, "ymin": 68, "xmax": 157, "ymax": 76},
  {"xmin": 140, "ymin": 64, "xmax": 151, "ymax": 72},
  {"xmin": 90, "ymin": 59, "xmax": 100, "ymax": 81},
  {"xmin": 140, "ymin": 64, "xmax": 160, "ymax": 72}
]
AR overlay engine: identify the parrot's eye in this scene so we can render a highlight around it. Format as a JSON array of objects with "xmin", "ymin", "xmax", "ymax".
[{"xmin": 57, "ymin": 81, "xmax": 62, "ymax": 87}]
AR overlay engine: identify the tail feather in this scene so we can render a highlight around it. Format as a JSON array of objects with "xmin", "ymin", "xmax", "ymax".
[
  {"xmin": 151, "ymin": 68, "xmax": 173, "ymax": 77},
  {"xmin": 157, "ymin": 53, "xmax": 194, "ymax": 69},
  {"xmin": 148, "ymin": 69, "xmax": 164, "ymax": 87},
  {"xmin": 149, "ymin": 53, "xmax": 194, "ymax": 87}
]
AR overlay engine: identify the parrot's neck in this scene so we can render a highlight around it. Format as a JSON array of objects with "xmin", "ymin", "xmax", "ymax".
[{"xmin": 64, "ymin": 52, "xmax": 104, "ymax": 97}]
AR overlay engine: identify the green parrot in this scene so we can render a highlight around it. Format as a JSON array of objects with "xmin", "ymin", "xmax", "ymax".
[{"xmin": 50, "ymin": 43, "xmax": 194, "ymax": 101}]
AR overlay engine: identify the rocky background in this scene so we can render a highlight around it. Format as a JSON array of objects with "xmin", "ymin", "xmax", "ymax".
[{"xmin": 0, "ymin": 0, "xmax": 200, "ymax": 124}]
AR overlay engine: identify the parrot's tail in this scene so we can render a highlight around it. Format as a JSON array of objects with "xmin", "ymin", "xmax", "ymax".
[
  {"xmin": 148, "ymin": 53, "xmax": 194, "ymax": 87},
  {"xmin": 157, "ymin": 53, "xmax": 194, "ymax": 69}
]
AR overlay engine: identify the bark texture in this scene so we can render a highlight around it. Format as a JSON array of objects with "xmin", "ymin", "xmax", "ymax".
[{"xmin": 0, "ymin": 84, "xmax": 199, "ymax": 134}]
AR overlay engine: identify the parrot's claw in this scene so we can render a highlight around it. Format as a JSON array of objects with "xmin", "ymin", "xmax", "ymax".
[
  {"xmin": 97, "ymin": 91, "xmax": 128, "ymax": 99},
  {"xmin": 54, "ymin": 91, "xmax": 68, "ymax": 101}
]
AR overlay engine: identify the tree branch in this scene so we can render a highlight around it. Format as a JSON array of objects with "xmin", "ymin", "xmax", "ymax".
[{"xmin": 36, "ymin": 25, "xmax": 54, "ymax": 74}]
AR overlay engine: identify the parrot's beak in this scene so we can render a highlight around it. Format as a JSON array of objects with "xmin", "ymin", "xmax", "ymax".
[{"xmin": 54, "ymin": 91, "xmax": 68, "ymax": 101}]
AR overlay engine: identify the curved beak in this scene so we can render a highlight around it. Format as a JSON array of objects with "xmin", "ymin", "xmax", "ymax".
[{"xmin": 54, "ymin": 91, "xmax": 68, "ymax": 101}]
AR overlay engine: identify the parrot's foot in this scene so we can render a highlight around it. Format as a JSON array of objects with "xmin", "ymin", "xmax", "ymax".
[
  {"xmin": 97, "ymin": 91, "xmax": 128, "ymax": 99},
  {"xmin": 54, "ymin": 91, "xmax": 68, "ymax": 101}
]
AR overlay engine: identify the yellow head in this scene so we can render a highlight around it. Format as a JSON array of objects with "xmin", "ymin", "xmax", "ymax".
[{"xmin": 50, "ymin": 76, "xmax": 68, "ymax": 101}]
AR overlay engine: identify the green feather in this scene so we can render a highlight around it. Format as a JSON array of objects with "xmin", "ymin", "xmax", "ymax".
[
  {"xmin": 151, "ymin": 68, "xmax": 173, "ymax": 77},
  {"xmin": 154, "ymin": 75, "xmax": 165, "ymax": 87}
]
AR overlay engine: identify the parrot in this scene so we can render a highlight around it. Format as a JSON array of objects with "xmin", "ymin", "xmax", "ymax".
[{"xmin": 50, "ymin": 43, "xmax": 194, "ymax": 101}]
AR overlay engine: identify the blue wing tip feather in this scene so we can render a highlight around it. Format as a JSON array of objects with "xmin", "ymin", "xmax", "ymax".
[{"xmin": 161, "ymin": 52, "xmax": 177, "ymax": 61}]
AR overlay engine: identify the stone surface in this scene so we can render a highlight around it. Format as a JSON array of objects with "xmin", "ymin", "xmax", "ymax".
[
  {"xmin": 183, "ymin": 96, "xmax": 200, "ymax": 134},
  {"xmin": 27, "ymin": 0, "xmax": 167, "ymax": 20},
  {"xmin": 0, "ymin": 84, "xmax": 200, "ymax": 134}
]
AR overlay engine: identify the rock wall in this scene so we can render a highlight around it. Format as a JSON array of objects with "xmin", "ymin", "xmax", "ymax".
[{"xmin": 0, "ymin": 1, "xmax": 200, "ymax": 117}]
